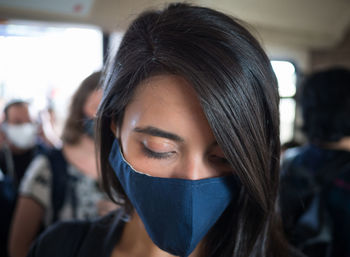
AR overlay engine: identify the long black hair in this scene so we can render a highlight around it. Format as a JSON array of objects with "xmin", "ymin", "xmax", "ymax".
[{"xmin": 96, "ymin": 3, "xmax": 292, "ymax": 257}]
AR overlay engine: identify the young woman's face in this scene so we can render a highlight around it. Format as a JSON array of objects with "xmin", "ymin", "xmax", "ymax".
[{"xmin": 118, "ymin": 75, "xmax": 232, "ymax": 179}]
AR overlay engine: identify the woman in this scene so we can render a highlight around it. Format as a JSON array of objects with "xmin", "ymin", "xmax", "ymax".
[
  {"xmin": 8, "ymin": 72, "xmax": 115, "ymax": 257},
  {"xmin": 27, "ymin": 3, "xmax": 302, "ymax": 257}
]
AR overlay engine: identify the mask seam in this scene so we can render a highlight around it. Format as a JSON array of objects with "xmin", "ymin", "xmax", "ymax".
[
  {"xmin": 186, "ymin": 183, "xmax": 194, "ymax": 256},
  {"xmin": 120, "ymin": 167, "xmax": 232, "ymax": 186}
]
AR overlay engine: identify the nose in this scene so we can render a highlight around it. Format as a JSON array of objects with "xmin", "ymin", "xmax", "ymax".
[{"xmin": 171, "ymin": 154, "xmax": 211, "ymax": 180}]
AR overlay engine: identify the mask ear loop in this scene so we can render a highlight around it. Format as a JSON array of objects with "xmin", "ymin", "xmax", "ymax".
[
  {"xmin": 110, "ymin": 119, "xmax": 120, "ymax": 139},
  {"xmin": 115, "ymin": 125, "xmax": 124, "ymax": 155},
  {"xmin": 115, "ymin": 126, "xmax": 120, "ymax": 139}
]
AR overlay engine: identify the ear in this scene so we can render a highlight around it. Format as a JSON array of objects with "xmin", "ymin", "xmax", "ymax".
[{"xmin": 110, "ymin": 120, "xmax": 120, "ymax": 138}]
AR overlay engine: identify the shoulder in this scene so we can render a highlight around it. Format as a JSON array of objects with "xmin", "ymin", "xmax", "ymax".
[
  {"xmin": 28, "ymin": 219, "xmax": 91, "ymax": 257},
  {"xmin": 28, "ymin": 209, "xmax": 126, "ymax": 257},
  {"xmin": 19, "ymin": 155, "xmax": 52, "ymax": 200},
  {"xmin": 19, "ymin": 148, "xmax": 68, "ymax": 193},
  {"xmin": 281, "ymin": 146, "xmax": 308, "ymax": 173},
  {"xmin": 280, "ymin": 146, "xmax": 314, "ymax": 187},
  {"xmin": 21, "ymin": 154, "xmax": 51, "ymax": 180}
]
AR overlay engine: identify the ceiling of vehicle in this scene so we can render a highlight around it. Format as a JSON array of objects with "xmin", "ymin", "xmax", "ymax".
[{"xmin": 0, "ymin": 0, "xmax": 349, "ymax": 51}]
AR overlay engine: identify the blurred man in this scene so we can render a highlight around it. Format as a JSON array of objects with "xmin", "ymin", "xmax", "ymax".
[
  {"xmin": 0, "ymin": 100, "xmax": 44, "ymax": 257},
  {"xmin": 280, "ymin": 67, "xmax": 350, "ymax": 257},
  {"xmin": 0, "ymin": 100, "xmax": 40, "ymax": 185}
]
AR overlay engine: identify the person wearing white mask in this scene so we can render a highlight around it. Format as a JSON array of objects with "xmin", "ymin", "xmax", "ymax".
[{"xmin": 0, "ymin": 100, "xmax": 41, "ymax": 186}]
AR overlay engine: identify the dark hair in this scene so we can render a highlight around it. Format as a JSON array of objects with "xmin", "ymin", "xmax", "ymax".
[
  {"xmin": 299, "ymin": 67, "xmax": 350, "ymax": 144},
  {"xmin": 3, "ymin": 100, "xmax": 29, "ymax": 121},
  {"xmin": 61, "ymin": 71, "xmax": 101, "ymax": 145},
  {"xmin": 97, "ymin": 3, "xmax": 291, "ymax": 257}
]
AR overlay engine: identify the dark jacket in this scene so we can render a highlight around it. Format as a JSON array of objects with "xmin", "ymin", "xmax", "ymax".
[
  {"xmin": 280, "ymin": 144, "xmax": 350, "ymax": 257},
  {"xmin": 27, "ymin": 210, "xmax": 126, "ymax": 257}
]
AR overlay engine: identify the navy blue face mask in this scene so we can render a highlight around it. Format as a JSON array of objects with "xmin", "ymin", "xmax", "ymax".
[{"xmin": 108, "ymin": 139, "xmax": 239, "ymax": 257}]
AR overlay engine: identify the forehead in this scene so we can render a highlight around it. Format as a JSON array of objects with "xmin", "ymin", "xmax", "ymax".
[
  {"xmin": 122, "ymin": 74, "xmax": 213, "ymax": 141},
  {"xmin": 6, "ymin": 104, "xmax": 30, "ymax": 122},
  {"xmin": 127, "ymin": 75, "xmax": 202, "ymax": 121},
  {"xmin": 7, "ymin": 104, "xmax": 29, "ymax": 115},
  {"xmin": 134, "ymin": 75, "xmax": 199, "ymax": 108}
]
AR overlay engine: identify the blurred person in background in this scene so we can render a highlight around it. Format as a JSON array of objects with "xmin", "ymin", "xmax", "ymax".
[
  {"xmin": 8, "ymin": 71, "xmax": 117, "ymax": 257},
  {"xmin": 280, "ymin": 67, "xmax": 350, "ymax": 257},
  {"xmin": 0, "ymin": 100, "xmax": 44, "ymax": 186},
  {"xmin": 0, "ymin": 100, "xmax": 49, "ymax": 257}
]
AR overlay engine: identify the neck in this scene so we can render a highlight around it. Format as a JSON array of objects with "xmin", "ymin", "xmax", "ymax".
[
  {"xmin": 75, "ymin": 134, "xmax": 95, "ymax": 148},
  {"xmin": 10, "ymin": 145, "xmax": 32, "ymax": 155},
  {"xmin": 322, "ymin": 137, "xmax": 350, "ymax": 151},
  {"xmin": 112, "ymin": 211, "xmax": 202, "ymax": 257}
]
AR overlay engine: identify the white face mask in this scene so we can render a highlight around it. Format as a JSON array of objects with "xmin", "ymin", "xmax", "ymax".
[{"xmin": 3, "ymin": 123, "xmax": 38, "ymax": 149}]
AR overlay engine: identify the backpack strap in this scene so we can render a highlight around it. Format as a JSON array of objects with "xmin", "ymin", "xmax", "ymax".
[
  {"xmin": 45, "ymin": 149, "xmax": 68, "ymax": 223},
  {"xmin": 2, "ymin": 145, "xmax": 16, "ymax": 184}
]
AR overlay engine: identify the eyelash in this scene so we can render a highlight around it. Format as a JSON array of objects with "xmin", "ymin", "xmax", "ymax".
[
  {"xmin": 141, "ymin": 145, "xmax": 173, "ymax": 159},
  {"xmin": 209, "ymin": 155, "xmax": 230, "ymax": 165},
  {"xmin": 142, "ymin": 145, "xmax": 230, "ymax": 167}
]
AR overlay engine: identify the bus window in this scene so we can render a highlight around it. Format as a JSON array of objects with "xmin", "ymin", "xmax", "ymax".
[
  {"xmin": 271, "ymin": 60, "xmax": 297, "ymax": 144},
  {"xmin": 0, "ymin": 21, "xmax": 103, "ymax": 130}
]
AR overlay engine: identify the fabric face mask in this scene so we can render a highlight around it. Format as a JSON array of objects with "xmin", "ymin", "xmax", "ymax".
[
  {"xmin": 3, "ymin": 123, "xmax": 37, "ymax": 149},
  {"xmin": 108, "ymin": 139, "xmax": 239, "ymax": 257}
]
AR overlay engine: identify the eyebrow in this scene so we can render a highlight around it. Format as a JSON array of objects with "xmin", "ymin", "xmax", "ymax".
[{"xmin": 133, "ymin": 126, "xmax": 184, "ymax": 142}]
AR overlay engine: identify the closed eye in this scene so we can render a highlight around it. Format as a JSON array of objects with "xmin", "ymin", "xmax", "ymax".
[
  {"xmin": 141, "ymin": 145, "xmax": 175, "ymax": 159},
  {"xmin": 209, "ymin": 155, "xmax": 230, "ymax": 165}
]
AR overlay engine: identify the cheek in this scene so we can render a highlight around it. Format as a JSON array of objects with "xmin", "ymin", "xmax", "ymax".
[
  {"xmin": 85, "ymin": 90, "xmax": 102, "ymax": 117},
  {"xmin": 83, "ymin": 104, "xmax": 94, "ymax": 118}
]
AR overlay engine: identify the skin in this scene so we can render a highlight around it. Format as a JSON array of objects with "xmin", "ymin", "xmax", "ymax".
[
  {"xmin": 7, "ymin": 104, "xmax": 31, "ymax": 124},
  {"xmin": 83, "ymin": 89, "xmax": 103, "ymax": 118},
  {"xmin": 324, "ymin": 137, "xmax": 350, "ymax": 152},
  {"xmin": 0, "ymin": 104, "xmax": 33, "ymax": 153},
  {"xmin": 110, "ymin": 75, "xmax": 232, "ymax": 257},
  {"xmin": 8, "ymin": 90, "xmax": 112, "ymax": 257}
]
